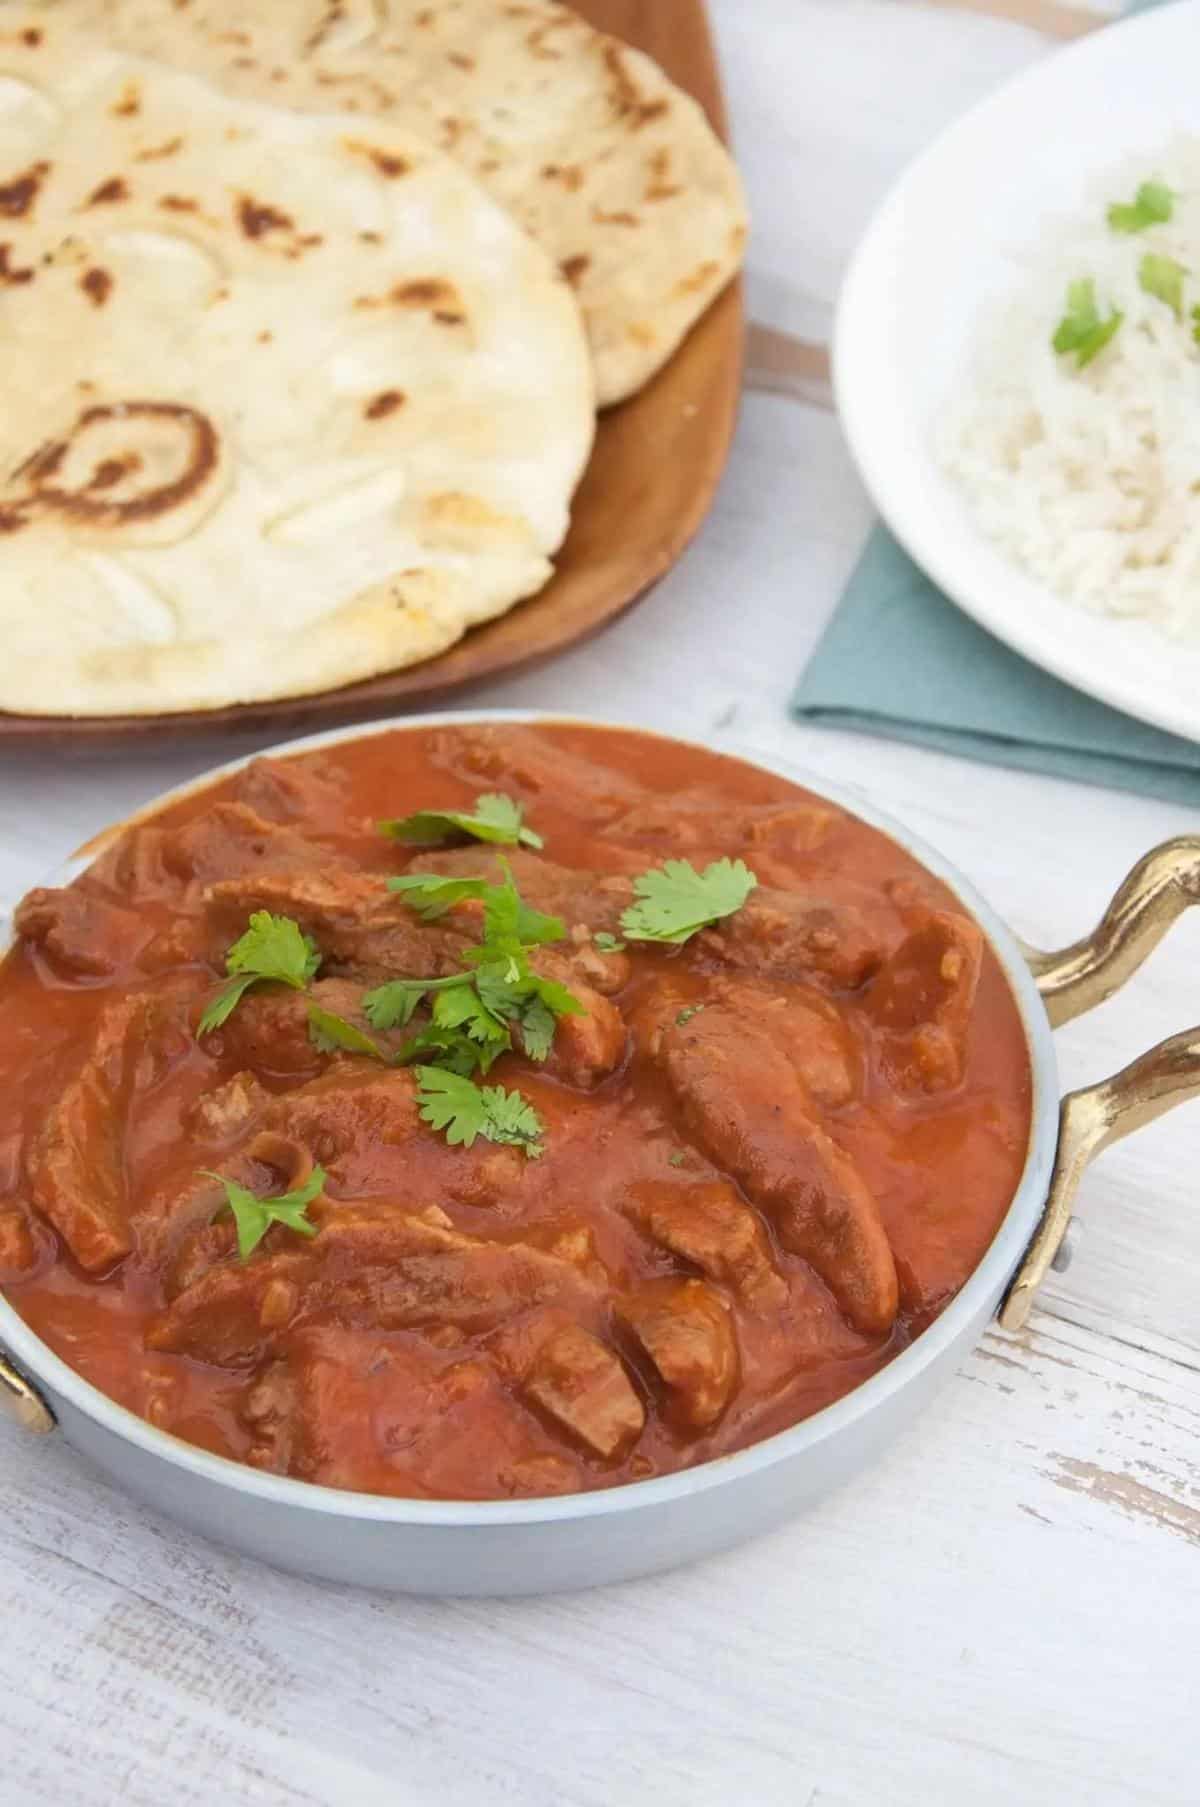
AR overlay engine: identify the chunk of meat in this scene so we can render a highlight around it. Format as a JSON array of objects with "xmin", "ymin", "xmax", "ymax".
[
  {"xmin": 695, "ymin": 881, "xmax": 900, "ymax": 991},
  {"xmin": 524, "ymin": 952, "xmax": 627, "ymax": 1087},
  {"xmin": 710, "ymin": 978, "xmax": 860, "ymax": 1107},
  {"xmin": 14, "ymin": 887, "xmax": 150, "ymax": 980},
  {"xmin": 619, "ymin": 1278, "xmax": 739, "ymax": 1428},
  {"xmin": 204, "ymin": 977, "xmax": 410, "ymax": 1083},
  {"xmin": 602, "ymin": 797, "xmax": 833, "ymax": 861},
  {"xmin": 562, "ymin": 927, "xmax": 632, "ymax": 995},
  {"xmin": 241, "ymin": 1360, "xmax": 297, "ymax": 1472},
  {"xmin": 201, "ymin": 985, "xmax": 326, "ymax": 1083},
  {"xmin": 428, "ymin": 724, "xmax": 643, "ymax": 823},
  {"xmin": 149, "ymin": 1132, "xmax": 315, "ymax": 1293},
  {"xmin": 860, "ymin": 911, "xmax": 983, "ymax": 1094},
  {"xmin": 164, "ymin": 802, "xmax": 340, "ymax": 885},
  {"xmin": 186, "ymin": 1071, "xmax": 268, "ymax": 1142},
  {"xmin": 232, "ymin": 755, "xmax": 354, "ymax": 832},
  {"xmin": 257, "ymin": 1067, "xmax": 422, "ymax": 1175},
  {"xmin": 627, "ymin": 1179, "xmax": 786, "ymax": 1309},
  {"xmin": 244, "ymin": 1326, "xmax": 585, "ymax": 1497},
  {"xmin": 86, "ymin": 825, "xmax": 172, "ymax": 898},
  {"xmin": 164, "ymin": 1208, "xmax": 239, "ymax": 1300},
  {"xmin": 25, "ymin": 997, "xmax": 151, "ymax": 1272},
  {"xmin": 146, "ymin": 1205, "xmax": 602, "ymax": 1367},
  {"xmin": 0, "ymin": 1203, "xmax": 39, "ymax": 1280},
  {"xmin": 638, "ymin": 1001, "xmax": 898, "ymax": 1335},
  {"xmin": 204, "ymin": 867, "xmax": 468, "ymax": 978},
  {"xmin": 522, "ymin": 1321, "xmax": 645, "ymax": 1459}
]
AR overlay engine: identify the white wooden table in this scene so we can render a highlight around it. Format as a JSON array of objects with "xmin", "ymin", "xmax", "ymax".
[{"xmin": 3, "ymin": 4, "xmax": 1197, "ymax": 1801}]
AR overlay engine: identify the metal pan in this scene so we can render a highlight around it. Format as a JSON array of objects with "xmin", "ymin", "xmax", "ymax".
[{"xmin": 2, "ymin": 712, "xmax": 1196, "ymax": 1594}]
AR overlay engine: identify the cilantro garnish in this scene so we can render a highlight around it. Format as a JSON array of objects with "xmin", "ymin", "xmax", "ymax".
[
  {"xmin": 204, "ymin": 1164, "xmax": 325, "ymax": 1261},
  {"xmin": 1107, "ymin": 179, "xmax": 1174, "ymax": 234},
  {"xmin": 198, "ymin": 911, "xmax": 321, "ymax": 1035},
  {"xmin": 593, "ymin": 931, "xmax": 625, "ymax": 953},
  {"xmin": 475, "ymin": 866, "xmax": 564, "ymax": 952},
  {"xmin": 668, "ymin": 1150, "xmax": 687, "ymax": 1168},
  {"xmin": 620, "ymin": 858, "xmax": 757, "ymax": 946},
  {"xmin": 1051, "ymin": 278, "xmax": 1123, "ymax": 369},
  {"xmin": 365, "ymin": 862, "xmax": 583, "ymax": 1085},
  {"xmin": 307, "ymin": 1004, "xmax": 387, "ymax": 1060},
  {"xmin": 1139, "ymin": 252, "xmax": 1186, "ymax": 319},
  {"xmin": 387, "ymin": 873, "xmax": 491, "ymax": 922},
  {"xmin": 380, "ymin": 792, "xmax": 543, "ymax": 850},
  {"xmin": 676, "ymin": 1004, "xmax": 705, "ymax": 1026},
  {"xmin": 397, "ymin": 1021, "xmax": 491, "ymax": 1076},
  {"xmin": 414, "ymin": 1068, "xmax": 544, "ymax": 1158},
  {"xmin": 361, "ymin": 973, "xmax": 460, "ymax": 1029}
]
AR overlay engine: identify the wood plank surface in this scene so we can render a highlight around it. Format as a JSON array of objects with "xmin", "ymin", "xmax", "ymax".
[{"xmin": 5, "ymin": 3, "xmax": 1196, "ymax": 1804}]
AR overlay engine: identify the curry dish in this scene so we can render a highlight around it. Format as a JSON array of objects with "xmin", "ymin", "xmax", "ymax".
[{"xmin": 0, "ymin": 724, "xmax": 1032, "ymax": 1500}]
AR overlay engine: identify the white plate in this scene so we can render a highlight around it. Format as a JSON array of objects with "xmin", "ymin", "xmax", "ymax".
[{"xmin": 834, "ymin": 0, "xmax": 1200, "ymax": 746}]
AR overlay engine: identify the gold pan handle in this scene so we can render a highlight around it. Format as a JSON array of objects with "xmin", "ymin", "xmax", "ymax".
[
  {"xmin": 0, "ymin": 1350, "xmax": 55, "ymax": 1435},
  {"xmin": 1005, "ymin": 837, "xmax": 1200, "ymax": 1330},
  {"xmin": 1020, "ymin": 834, "xmax": 1200, "ymax": 1026}
]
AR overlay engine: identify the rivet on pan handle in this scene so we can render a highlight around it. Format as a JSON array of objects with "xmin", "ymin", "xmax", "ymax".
[
  {"xmin": 1004, "ymin": 836, "xmax": 1200, "ymax": 1329},
  {"xmin": 0, "ymin": 1349, "xmax": 55, "ymax": 1436}
]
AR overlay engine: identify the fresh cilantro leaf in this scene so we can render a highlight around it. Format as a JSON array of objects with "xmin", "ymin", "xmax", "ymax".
[
  {"xmin": 676, "ymin": 1004, "xmax": 705, "ymax": 1026},
  {"xmin": 1139, "ymin": 251, "xmax": 1186, "ymax": 319},
  {"xmin": 478, "ymin": 1083, "xmax": 545, "ymax": 1157},
  {"xmin": 398, "ymin": 1023, "xmax": 490, "ymax": 1075},
  {"xmin": 197, "ymin": 911, "xmax": 321, "ymax": 1035},
  {"xmin": 1051, "ymin": 278, "xmax": 1123, "ymax": 369},
  {"xmin": 593, "ymin": 931, "xmax": 625, "ymax": 953},
  {"xmin": 414, "ymin": 1068, "xmax": 544, "ymax": 1157},
  {"xmin": 361, "ymin": 972, "xmax": 469, "ymax": 1030},
  {"xmin": 473, "ymin": 959, "xmax": 526, "ymax": 1019},
  {"xmin": 361, "ymin": 978, "xmax": 429, "ymax": 1031},
  {"xmin": 668, "ymin": 1150, "xmax": 687, "ymax": 1168},
  {"xmin": 1107, "ymin": 178, "xmax": 1174, "ymax": 234},
  {"xmin": 204, "ymin": 1164, "xmax": 325, "ymax": 1262},
  {"xmin": 380, "ymin": 792, "xmax": 543, "ymax": 850},
  {"xmin": 472, "ymin": 965, "xmax": 583, "ymax": 1061},
  {"xmin": 227, "ymin": 910, "xmax": 321, "ymax": 986},
  {"xmin": 386, "ymin": 873, "xmax": 490, "ymax": 921},
  {"xmin": 475, "ymin": 864, "xmax": 564, "ymax": 952},
  {"xmin": 196, "ymin": 972, "xmax": 259, "ymax": 1034},
  {"xmin": 620, "ymin": 858, "xmax": 758, "ymax": 946},
  {"xmin": 432, "ymin": 982, "xmax": 511, "ymax": 1049},
  {"xmin": 307, "ymin": 1004, "xmax": 386, "ymax": 1061},
  {"xmin": 529, "ymin": 975, "xmax": 585, "ymax": 1019},
  {"xmin": 516, "ymin": 994, "xmax": 556, "ymax": 1061}
]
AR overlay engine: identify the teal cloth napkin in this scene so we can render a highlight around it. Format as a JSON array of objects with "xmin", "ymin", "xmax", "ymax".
[{"xmin": 792, "ymin": 0, "xmax": 1199, "ymax": 806}]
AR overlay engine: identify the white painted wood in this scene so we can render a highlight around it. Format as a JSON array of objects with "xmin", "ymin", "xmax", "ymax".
[{"xmin": 2, "ymin": 4, "xmax": 1196, "ymax": 1802}]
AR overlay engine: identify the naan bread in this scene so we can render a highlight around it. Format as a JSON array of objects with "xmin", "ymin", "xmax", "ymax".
[
  {"xmin": 26, "ymin": 0, "xmax": 747, "ymax": 404},
  {"xmin": 0, "ymin": 15, "xmax": 593, "ymax": 715}
]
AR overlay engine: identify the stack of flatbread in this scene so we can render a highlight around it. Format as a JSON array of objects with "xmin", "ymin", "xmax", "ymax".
[{"xmin": 0, "ymin": 1, "xmax": 746, "ymax": 714}]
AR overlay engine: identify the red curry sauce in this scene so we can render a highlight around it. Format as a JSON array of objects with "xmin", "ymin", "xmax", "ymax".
[{"xmin": 0, "ymin": 723, "xmax": 1032, "ymax": 1500}]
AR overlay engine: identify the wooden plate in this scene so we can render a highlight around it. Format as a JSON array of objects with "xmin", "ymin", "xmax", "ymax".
[{"xmin": 0, "ymin": 0, "xmax": 742, "ymax": 745}]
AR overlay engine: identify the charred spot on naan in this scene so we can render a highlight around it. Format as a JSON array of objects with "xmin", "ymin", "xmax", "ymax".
[{"xmin": 353, "ymin": 275, "xmax": 467, "ymax": 324}]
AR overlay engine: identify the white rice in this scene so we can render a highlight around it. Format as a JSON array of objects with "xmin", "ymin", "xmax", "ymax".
[{"xmin": 940, "ymin": 138, "xmax": 1200, "ymax": 638}]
